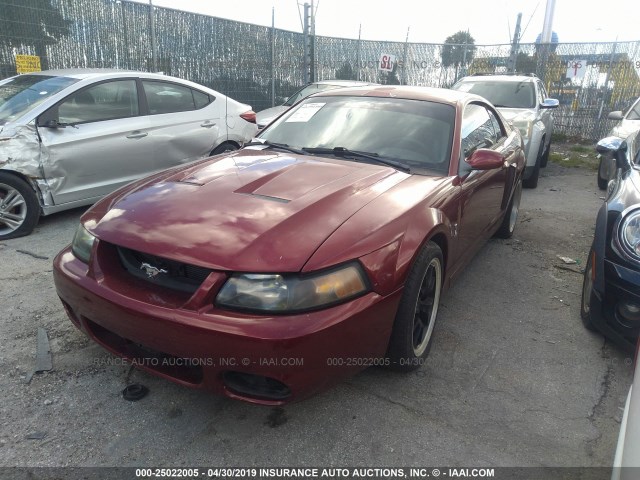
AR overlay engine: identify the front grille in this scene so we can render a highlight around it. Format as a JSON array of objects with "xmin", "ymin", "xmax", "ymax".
[
  {"xmin": 85, "ymin": 318, "xmax": 204, "ymax": 385},
  {"xmin": 117, "ymin": 246, "xmax": 212, "ymax": 293}
]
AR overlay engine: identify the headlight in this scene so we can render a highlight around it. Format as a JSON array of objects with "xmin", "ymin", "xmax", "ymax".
[
  {"xmin": 216, "ymin": 263, "xmax": 369, "ymax": 313},
  {"xmin": 511, "ymin": 111, "xmax": 536, "ymax": 140},
  {"xmin": 71, "ymin": 224, "xmax": 96, "ymax": 263},
  {"xmin": 618, "ymin": 209, "xmax": 640, "ymax": 262}
]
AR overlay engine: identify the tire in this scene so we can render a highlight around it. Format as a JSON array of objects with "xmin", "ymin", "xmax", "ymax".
[
  {"xmin": 386, "ymin": 241, "xmax": 443, "ymax": 371},
  {"xmin": 0, "ymin": 172, "xmax": 40, "ymax": 240},
  {"xmin": 540, "ymin": 141, "xmax": 550, "ymax": 168},
  {"xmin": 495, "ymin": 179, "xmax": 522, "ymax": 239},
  {"xmin": 580, "ymin": 250, "xmax": 597, "ymax": 331},
  {"xmin": 211, "ymin": 142, "xmax": 238, "ymax": 155},
  {"xmin": 597, "ymin": 157, "xmax": 608, "ymax": 190},
  {"xmin": 523, "ymin": 142, "xmax": 543, "ymax": 189}
]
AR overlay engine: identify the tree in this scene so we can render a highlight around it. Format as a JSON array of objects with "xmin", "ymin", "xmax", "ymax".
[
  {"xmin": 335, "ymin": 62, "xmax": 357, "ymax": 81},
  {"xmin": 379, "ymin": 63, "xmax": 401, "ymax": 85},
  {"xmin": 441, "ymin": 31, "xmax": 476, "ymax": 69},
  {"xmin": 515, "ymin": 52, "xmax": 537, "ymax": 74},
  {"xmin": 0, "ymin": 0, "xmax": 71, "ymax": 71}
]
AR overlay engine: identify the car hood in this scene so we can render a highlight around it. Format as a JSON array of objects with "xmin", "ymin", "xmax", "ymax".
[
  {"xmin": 88, "ymin": 148, "xmax": 411, "ymax": 272},
  {"xmin": 498, "ymin": 108, "xmax": 533, "ymax": 121},
  {"xmin": 256, "ymin": 105, "xmax": 288, "ymax": 127}
]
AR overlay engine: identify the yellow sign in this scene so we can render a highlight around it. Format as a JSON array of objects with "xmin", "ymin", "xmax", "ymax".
[{"xmin": 15, "ymin": 55, "xmax": 41, "ymax": 74}]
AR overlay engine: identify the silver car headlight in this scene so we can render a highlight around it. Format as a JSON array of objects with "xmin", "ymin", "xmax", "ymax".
[
  {"xmin": 511, "ymin": 111, "xmax": 536, "ymax": 140},
  {"xmin": 71, "ymin": 224, "xmax": 96, "ymax": 264},
  {"xmin": 618, "ymin": 209, "xmax": 640, "ymax": 262},
  {"xmin": 216, "ymin": 263, "xmax": 369, "ymax": 313}
]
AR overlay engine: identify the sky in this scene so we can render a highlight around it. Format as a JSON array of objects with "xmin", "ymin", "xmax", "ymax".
[{"xmin": 132, "ymin": 0, "xmax": 640, "ymax": 45}]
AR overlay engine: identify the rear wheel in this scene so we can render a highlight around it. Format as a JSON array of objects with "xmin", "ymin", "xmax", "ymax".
[
  {"xmin": 495, "ymin": 179, "xmax": 522, "ymax": 239},
  {"xmin": 386, "ymin": 241, "xmax": 443, "ymax": 371},
  {"xmin": 0, "ymin": 172, "xmax": 40, "ymax": 240},
  {"xmin": 580, "ymin": 250, "xmax": 597, "ymax": 331},
  {"xmin": 540, "ymin": 140, "xmax": 550, "ymax": 168}
]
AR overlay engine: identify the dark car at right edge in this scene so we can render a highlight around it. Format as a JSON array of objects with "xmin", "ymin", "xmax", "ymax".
[{"xmin": 581, "ymin": 130, "xmax": 640, "ymax": 351}]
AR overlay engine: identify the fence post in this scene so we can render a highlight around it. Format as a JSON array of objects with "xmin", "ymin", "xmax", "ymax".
[
  {"xmin": 356, "ymin": 24, "xmax": 361, "ymax": 81},
  {"xmin": 303, "ymin": 3, "xmax": 309, "ymax": 84},
  {"xmin": 149, "ymin": 0, "xmax": 157, "ymax": 72},
  {"xmin": 401, "ymin": 27, "xmax": 410, "ymax": 85},
  {"xmin": 271, "ymin": 7, "xmax": 275, "ymax": 107}
]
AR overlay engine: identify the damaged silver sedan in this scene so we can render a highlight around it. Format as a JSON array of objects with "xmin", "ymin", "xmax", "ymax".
[{"xmin": 0, "ymin": 69, "xmax": 257, "ymax": 240}]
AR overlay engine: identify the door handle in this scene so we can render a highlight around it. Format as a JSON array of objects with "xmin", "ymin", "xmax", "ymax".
[
  {"xmin": 200, "ymin": 121, "xmax": 216, "ymax": 128},
  {"xmin": 126, "ymin": 131, "xmax": 148, "ymax": 139}
]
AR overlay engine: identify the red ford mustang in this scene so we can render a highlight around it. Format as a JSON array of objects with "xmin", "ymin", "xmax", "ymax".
[{"xmin": 54, "ymin": 86, "xmax": 525, "ymax": 404}]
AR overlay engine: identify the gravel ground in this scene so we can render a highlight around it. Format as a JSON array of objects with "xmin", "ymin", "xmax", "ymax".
[{"xmin": 0, "ymin": 152, "xmax": 634, "ymax": 468}]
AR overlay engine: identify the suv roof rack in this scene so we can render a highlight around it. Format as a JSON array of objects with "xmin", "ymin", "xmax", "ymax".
[{"xmin": 470, "ymin": 72, "xmax": 538, "ymax": 77}]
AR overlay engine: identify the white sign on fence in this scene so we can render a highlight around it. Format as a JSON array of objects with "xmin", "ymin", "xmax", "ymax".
[
  {"xmin": 378, "ymin": 54, "xmax": 396, "ymax": 72},
  {"xmin": 566, "ymin": 60, "xmax": 587, "ymax": 79}
]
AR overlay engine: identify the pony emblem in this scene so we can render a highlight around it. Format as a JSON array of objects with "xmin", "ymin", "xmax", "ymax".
[{"xmin": 140, "ymin": 262, "xmax": 168, "ymax": 278}]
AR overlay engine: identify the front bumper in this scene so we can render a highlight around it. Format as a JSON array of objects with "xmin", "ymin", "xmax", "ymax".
[
  {"xmin": 589, "ymin": 258, "xmax": 640, "ymax": 351},
  {"xmin": 53, "ymin": 245, "xmax": 402, "ymax": 405}
]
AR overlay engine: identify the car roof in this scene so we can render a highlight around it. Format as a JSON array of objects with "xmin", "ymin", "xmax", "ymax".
[
  {"xmin": 24, "ymin": 68, "xmax": 180, "ymax": 81},
  {"xmin": 313, "ymin": 79, "xmax": 379, "ymax": 87},
  {"xmin": 310, "ymin": 85, "xmax": 482, "ymax": 106},
  {"xmin": 457, "ymin": 74, "xmax": 538, "ymax": 83}
]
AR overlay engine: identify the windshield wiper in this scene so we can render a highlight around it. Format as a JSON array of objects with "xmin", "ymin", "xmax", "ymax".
[
  {"xmin": 245, "ymin": 140, "xmax": 307, "ymax": 155},
  {"xmin": 302, "ymin": 147, "xmax": 411, "ymax": 173}
]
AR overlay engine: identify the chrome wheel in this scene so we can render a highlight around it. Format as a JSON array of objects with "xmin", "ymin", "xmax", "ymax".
[
  {"xmin": 508, "ymin": 183, "xmax": 522, "ymax": 233},
  {"xmin": 412, "ymin": 257, "xmax": 442, "ymax": 356},
  {"xmin": 0, "ymin": 182, "xmax": 28, "ymax": 236}
]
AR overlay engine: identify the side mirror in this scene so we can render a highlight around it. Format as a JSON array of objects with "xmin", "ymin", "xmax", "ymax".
[
  {"xmin": 540, "ymin": 98, "xmax": 559, "ymax": 109},
  {"xmin": 596, "ymin": 136, "xmax": 630, "ymax": 173},
  {"xmin": 39, "ymin": 119, "xmax": 64, "ymax": 129},
  {"xmin": 607, "ymin": 110, "xmax": 624, "ymax": 120},
  {"xmin": 595, "ymin": 136, "xmax": 623, "ymax": 155},
  {"xmin": 466, "ymin": 149, "xmax": 504, "ymax": 170}
]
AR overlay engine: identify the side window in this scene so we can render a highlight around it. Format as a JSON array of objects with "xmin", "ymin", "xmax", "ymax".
[
  {"xmin": 537, "ymin": 81, "xmax": 547, "ymax": 104},
  {"xmin": 193, "ymin": 89, "xmax": 213, "ymax": 109},
  {"xmin": 461, "ymin": 104, "xmax": 498, "ymax": 158},
  {"xmin": 143, "ymin": 81, "xmax": 197, "ymax": 115},
  {"xmin": 459, "ymin": 104, "xmax": 499, "ymax": 175},
  {"xmin": 57, "ymin": 80, "xmax": 138, "ymax": 124},
  {"xmin": 488, "ymin": 109, "xmax": 505, "ymax": 140}
]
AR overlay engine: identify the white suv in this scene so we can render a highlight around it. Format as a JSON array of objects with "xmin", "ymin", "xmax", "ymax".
[{"xmin": 452, "ymin": 74, "xmax": 559, "ymax": 188}]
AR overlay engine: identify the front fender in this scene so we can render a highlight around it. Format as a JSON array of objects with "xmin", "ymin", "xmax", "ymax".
[{"xmin": 526, "ymin": 121, "xmax": 545, "ymax": 165}]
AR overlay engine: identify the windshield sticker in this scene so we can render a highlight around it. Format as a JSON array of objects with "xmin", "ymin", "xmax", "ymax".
[
  {"xmin": 285, "ymin": 102, "xmax": 326, "ymax": 122},
  {"xmin": 456, "ymin": 83, "xmax": 473, "ymax": 92}
]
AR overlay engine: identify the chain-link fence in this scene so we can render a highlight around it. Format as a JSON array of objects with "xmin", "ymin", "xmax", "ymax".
[{"xmin": 1, "ymin": 0, "xmax": 639, "ymax": 141}]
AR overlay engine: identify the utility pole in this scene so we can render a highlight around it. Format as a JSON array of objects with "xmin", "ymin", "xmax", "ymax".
[
  {"xmin": 538, "ymin": 0, "xmax": 556, "ymax": 83},
  {"xmin": 541, "ymin": 0, "xmax": 556, "ymax": 44},
  {"xmin": 460, "ymin": 28, "xmax": 469, "ymax": 80},
  {"xmin": 507, "ymin": 13, "xmax": 522, "ymax": 73}
]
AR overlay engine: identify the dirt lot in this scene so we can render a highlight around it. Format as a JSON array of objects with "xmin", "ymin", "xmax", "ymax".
[{"xmin": 0, "ymin": 146, "xmax": 635, "ymax": 469}]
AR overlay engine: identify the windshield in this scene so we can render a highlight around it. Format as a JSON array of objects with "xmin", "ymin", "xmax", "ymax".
[
  {"xmin": 259, "ymin": 96, "xmax": 455, "ymax": 174},
  {"xmin": 283, "ymin": 83, "xmax": 345, "ymax": 106},
  {"xmin": 454, "ymin": 80, "xmax": 536, "ymax": 109},
  {"xmin": 0, "ymin": 74, "xmax": 79, "ymax": 125},
  {"xmin": 626, "ymin": 98, "xmax": 640, "ymax": 121}
]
